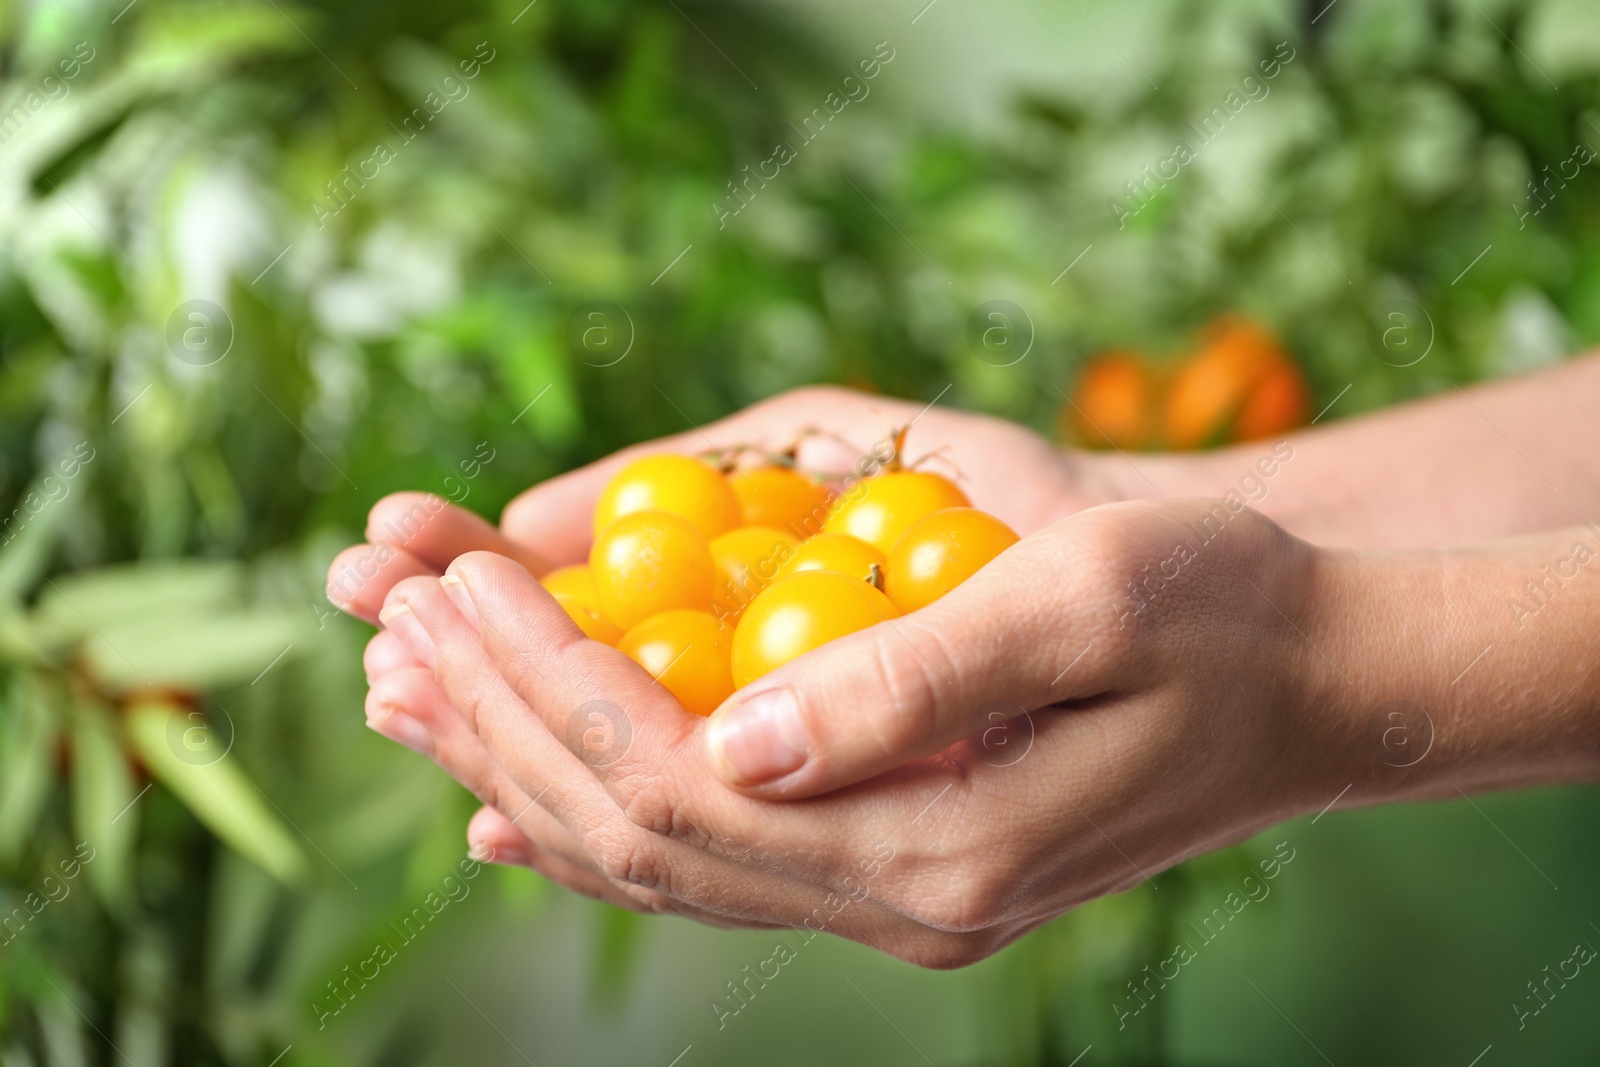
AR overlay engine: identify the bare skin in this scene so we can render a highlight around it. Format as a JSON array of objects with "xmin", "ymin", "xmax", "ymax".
[
  {"xmin": 331, "ymin": 367, "xmax": 1600, "ymax": 965},
  {"xmin": 1137, "ymin": 354, "xmax": 1600, "ymax": 549}
]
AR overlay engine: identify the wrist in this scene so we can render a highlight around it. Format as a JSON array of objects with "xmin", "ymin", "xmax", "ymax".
[
  {"xmin": 1077, "ymin": 446, "xmax": 1229, "ymax": 507},
  {"xmin": 1114, "ymin": 439, "xmax": 1341, "ymax": 546},
  {"xmin": 1302, "ymin": 535, "xmax": 1600, "ymax": 811}
]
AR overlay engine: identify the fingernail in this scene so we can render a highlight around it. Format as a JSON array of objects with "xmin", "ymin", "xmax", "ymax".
[
  {"xmin": 706, "ymin": 688, "xmax": 809, "ymax": 785},
  {"xmin": 439, "ymin": 574, "xmax": 479, "ymax": 629},
  {"xmin": 378, "ymin": 603, "xmax": 435, "ymax": 668},
  {"xmin": 367, "ymin": 703, "xmax": 433, "ymax": 755}
]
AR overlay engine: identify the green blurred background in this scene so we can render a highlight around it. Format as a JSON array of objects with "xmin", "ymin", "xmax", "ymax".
[{"xmin": 2, "ymin": 0, "xmax": 1598, "ymax": 1063}]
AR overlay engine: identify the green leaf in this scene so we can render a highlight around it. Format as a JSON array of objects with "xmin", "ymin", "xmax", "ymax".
[
  {"xmin": 206, "ymin": 853, "xmax": 284, "ymax": 993},
  {"xmin": 0, "ymin": 609, "xmax": 46, "ymax": 664},
  {"xmin": 127, "ymin": 3, "xmax": 303, "ymax": 79},
  {"xmin": 0, "ymin": 470, "xmax": 77, "ymax": 606},
  {"xmin": 0, "ymin": 675, "xmax": 58, "ymax": 865},
  {"xmin": 85, "ymin": 609, "xmax": 307, "ymax": 691},
  {"xmin": 36, "ymin": 996, "xmax": 89, "ymax": 1067},
  {"xmin": 323, "ymin": 765, "xmax": 445, "ymax": 866},
  {"xmin": 69, "ymin": 701, "xmax": 137, "ymax": 912},
  {"xmin": 124, "ymin": 704, "xmax": 308, "ymax": 886},
  {"xmin": 26, "ymin": 562, "xmax": 311, "ymax": 690},
  {"xmin": 31, "ymin": 561, "xmax": 244, "ymax": 644}
]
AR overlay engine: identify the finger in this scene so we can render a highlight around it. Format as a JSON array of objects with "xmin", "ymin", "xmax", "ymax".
[
  {"xmin": 467, "ymin": 801, "xmax": 615, "ymax": 881},
  {"xmin": 366, "ymin": 668, "xmax": 731, "ymax": 917},
  {"xmin": 464, "ymin": 807, "xmax": 783, "ymax": 929},
  {"xmin": 386, "ymin": 673, "xmax": 616, "ymax": 877},
  {"xmin": 425, "ymin": 554, "xmax": 960, "ymax": 906},
  {"xmin": 465, "ymin": 807, "xmax": 644, "ymax": 908},
  {"xmin": 367, "ymin": 668, "xmax": 593, "ymax": 870},
  {"xmin": 401, "ymin": 562, "xmax": 1084, "ymax": 966},
  {"xmin": 464, "ymin": 805, "xmax": 542, "ymax": 868},
  {"xmin": 327, "ymin": 543, "xmax": 436, "ymax": 624},
  {"xmin": 466, "ymin": 805, "xmax": 654, "ymax": 910},
  {"xmin": 365, "ymin": 631, "xmax": 423, "ymax": 682},
  {"xmin": 425, "ymin": 552, "xmax": 711, "ymax": 791},
  {"xmin": 497, "ymin": 386, "xmax": 932, "ymax": 559},
  {"xmin": 702, "ymin": 525, "xmax": 1121, "ymax": 798},
  {"xmin": 368, "ymin": 492, "xmax": 551, "ymax": 577},
  {"xmin": 496, "ymin": 421, "xmax": 769, "ymax": 560},
  {"xmin": 384, "ymin": 569, "xmax": 933, "ymax": 937}
]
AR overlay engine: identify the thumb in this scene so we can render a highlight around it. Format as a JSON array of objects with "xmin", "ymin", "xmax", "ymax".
[{"xmin": 702, "ymin": 561, "xmax": 1108, "ymax": 797}]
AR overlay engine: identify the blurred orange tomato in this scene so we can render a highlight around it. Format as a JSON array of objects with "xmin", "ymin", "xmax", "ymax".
[
  {"xmin": 1163, "ymin": 317, "xmax": 1308, "ymax": 448},
  {"xmin": 1233, "ymin": 359, "xmax": 1311, "ymax": 442},
  {"xmin": 1064, "ymin": 350, "xmax": 1157, "ymax": 450}
]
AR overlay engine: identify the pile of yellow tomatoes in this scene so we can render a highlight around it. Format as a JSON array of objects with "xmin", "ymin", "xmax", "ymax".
[{"xmin": 540, "ymin": 436, "xmax": 1019, "ymax": 715}]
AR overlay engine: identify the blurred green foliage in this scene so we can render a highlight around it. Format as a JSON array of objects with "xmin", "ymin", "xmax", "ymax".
[{"xmin": 2, "ymin": 0, "xmax": 1599, "ymax": 1064}]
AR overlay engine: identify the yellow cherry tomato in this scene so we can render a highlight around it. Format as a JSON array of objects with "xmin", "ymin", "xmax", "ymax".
[
  {"xmin": 709, "ymin": 526, "xmax": 797, "ymax": 622},
  {"xmin": 593, "ymin": 454, "xmax": 742, "ymax": 539},
  {"xmin": 777, "ymin": 532, "xmax": 886, "ymax": 584},
  {"xmin": 540, "ymin": 564, "xmax": 596, "ymax": 602},
  {"xmin": 822, "ymin": 470, "xmax": 971, "ymax": 554},
  {"xmin": 731, "ymin": 571, "xmax": 900, "ymax": 688},
  {"xmin": 618, "ymin": 609, "xmax": 735, "ymax": 716},
  {"xmin": 730, "ymin": 466, "xmax": 833, "ymax": 538},
  {"xmin": 883, "ymin": 507, "xmax": 1019, "ymax": 613},
  {"xmin": 590, "ymin": 510, "xmax": 715, "ymax": 630},
  {"xmin": 539, "ymin": 564, "xmax": 623, "ymax": 644}
]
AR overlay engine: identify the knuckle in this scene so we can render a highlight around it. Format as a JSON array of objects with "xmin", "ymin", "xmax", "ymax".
[
  {"xmin": 618, "ymin": 778, "xmax": 675, "ymax": 834},
  {"xmin": 1078, "ymin": 515, "xmax": 1147, "ymax": 600},
  {"xmin": 616, "ymin": 776, "xmax": 703, "ymax": 846},
  {"xmin": 447, "ymin": 668, "xmax": 493, "ymax": 733},
  {"xmin": 856, "ymin": 631, "xmax": 947, "ymax": 759},
  {"xmin": 497, "ymin": 645, "xmax": 545, "ymax": 704},
  {"xmin": 471, "ymin": 775, "xmax": 514, "ymax": 819},
  {"xmin": 591, "ymin": 829, "xmax": 670, "ymax": 893}
]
